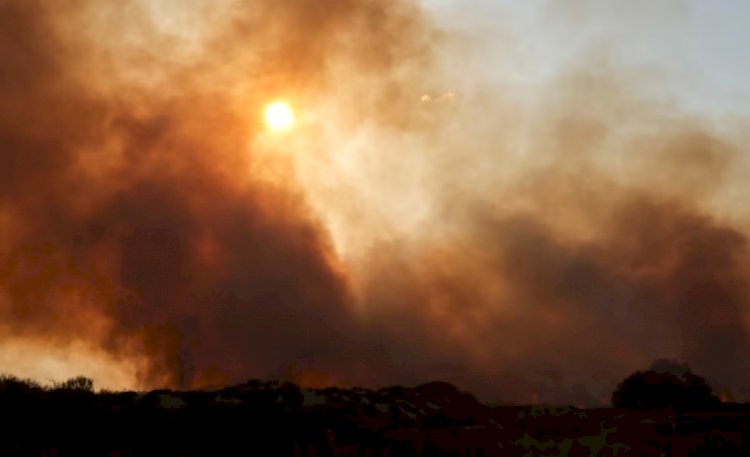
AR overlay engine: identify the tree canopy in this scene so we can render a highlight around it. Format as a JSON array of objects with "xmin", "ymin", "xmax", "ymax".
[{"xmin": 612, "ymin": 368, "xmax": 721, "ymax": 411}]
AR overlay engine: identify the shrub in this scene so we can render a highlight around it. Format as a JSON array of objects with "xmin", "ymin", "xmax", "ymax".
[
  {"xmin": 54, "ymin": 375, "xmax": 94, "ymax": 392},
  {"xmin": 612, "ymin": 369, "xmax": 720, "ymax": 411},
  {"xmin": 0, "ymin": 374, "xmax": 42, "ymax": 394}
]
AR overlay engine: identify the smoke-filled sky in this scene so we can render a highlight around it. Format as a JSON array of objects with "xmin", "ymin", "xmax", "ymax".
[{"xmin": 1, "ymin": 0, "xmax": 749, "ymax": 406}]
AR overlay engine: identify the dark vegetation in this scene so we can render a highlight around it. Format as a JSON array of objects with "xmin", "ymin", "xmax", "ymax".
[
  {"xmin": 611, "ymin": 369, "xmax": 721, "ymax": 412},
  {"xmin": 0, "ymin": 369, "xmax": 747, "ymax": 456}
]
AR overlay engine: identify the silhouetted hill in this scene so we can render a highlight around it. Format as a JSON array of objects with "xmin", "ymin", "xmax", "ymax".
[{"xmin": 0, "ymin": 375, "xmax": 749, "ymax": 456}]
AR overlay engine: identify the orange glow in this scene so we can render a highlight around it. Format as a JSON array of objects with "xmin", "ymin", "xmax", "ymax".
[
  {"xmin": 0, "ymin": 338, "xmax": 143, "ymax": 391},
  {"xmin": 264, "ymin": 101, "xmax": 295, "ymax": 131}
]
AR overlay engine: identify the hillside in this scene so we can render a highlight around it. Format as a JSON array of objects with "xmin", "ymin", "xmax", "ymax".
[{"xmin": 1, "ymin": 378, "xmax": 748, "ymax": 456}]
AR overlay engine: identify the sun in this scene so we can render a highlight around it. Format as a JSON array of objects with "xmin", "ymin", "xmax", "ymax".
[{"xmin": 264, "ymin": 101, "xmax": 295, "ymax": 131}]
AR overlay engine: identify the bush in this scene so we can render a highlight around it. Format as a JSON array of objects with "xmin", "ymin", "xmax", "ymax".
[
  {"xmin": 0, "ymin": 374, "xmax": 42, "ymax": 394},
  {"xmin": 612, "ymin": 369, "xmax": 720, "ymax": 411},
  {"xmin": 54, "ymin": 375, "xmax": 94, "ymax": 392}
]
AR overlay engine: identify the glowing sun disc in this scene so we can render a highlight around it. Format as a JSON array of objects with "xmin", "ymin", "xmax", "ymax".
[{"xmin": 264, "ymin": 101, "xmax": 295, "ymax": 131}]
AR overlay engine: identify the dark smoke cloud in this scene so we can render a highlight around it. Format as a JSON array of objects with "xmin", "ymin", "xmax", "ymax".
[
  {"xmin": 0, "ymin": 0, "xmax": 422, "ymax": 388},
  {"xmin": 1, "ymin": 0, "xmax": 749, "ymax": 406},
  {"xmin": 352, "ymin": 187, "xmax": 750, "ymax": 403}
]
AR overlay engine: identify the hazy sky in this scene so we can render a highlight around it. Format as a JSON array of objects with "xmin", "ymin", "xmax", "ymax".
[{"xmin": 425, "ymin": 0, "xmax": 750, "ymax": 117}]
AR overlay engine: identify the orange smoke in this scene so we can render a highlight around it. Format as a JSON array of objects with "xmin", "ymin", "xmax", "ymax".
[{"xmin": 1, "ymin": 0, "xmax": 749, "ymax": 406}]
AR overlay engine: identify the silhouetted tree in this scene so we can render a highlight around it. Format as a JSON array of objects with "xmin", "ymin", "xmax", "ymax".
[{"xmin": 612, "ymin": 368, "xmax": 720, "ymax": 411}]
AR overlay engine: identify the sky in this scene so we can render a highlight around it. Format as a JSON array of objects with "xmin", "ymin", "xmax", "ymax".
[
  {"xmin": 1, "ymin": 0, "xmax": 749, "ymax": 407},
  {"xmin": 426, "ymin": 0, "xmax": 750, "ymax": 118}
]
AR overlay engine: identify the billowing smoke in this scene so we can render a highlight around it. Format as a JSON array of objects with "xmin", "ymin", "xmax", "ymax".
[
  {"xmin": 1, "ymin": 0, "xmax": 749, "ymax": 405},
  {"xmin": 0, "ymin": 0, "xmax": 421, "ymax": 389}
]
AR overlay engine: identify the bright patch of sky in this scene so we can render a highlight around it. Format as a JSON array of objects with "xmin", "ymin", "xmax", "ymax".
[{"xmin": 423, "ymin": 0, "xmax": 750, "ymax": 119}]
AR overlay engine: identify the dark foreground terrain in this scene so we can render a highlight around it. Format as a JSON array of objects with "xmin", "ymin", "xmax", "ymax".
[{"xmin": 1, "ymin": 378, "xmax": 748, "ymax": 456}]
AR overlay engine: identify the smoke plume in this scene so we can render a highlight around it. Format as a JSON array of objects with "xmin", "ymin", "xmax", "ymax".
[{"xmin": 1, "ymin": 0, "xmax": 749, "ymax": 405}]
